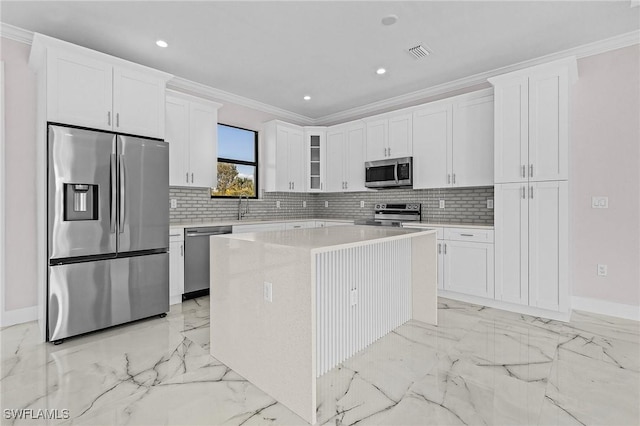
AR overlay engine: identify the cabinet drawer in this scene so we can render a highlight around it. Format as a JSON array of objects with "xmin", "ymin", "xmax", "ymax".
[
  {"xmin": 169, "ymin": 228, "xmax": 184, "ymax": 241},
  {"xmin": 444, "ymin": 228, "xmax": 494, "ymax": 243}
]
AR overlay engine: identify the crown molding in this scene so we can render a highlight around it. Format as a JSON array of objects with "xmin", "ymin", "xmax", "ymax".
[
  {"xmin": 167, "ymin": 77, "xmax": 315, "ymax": 126},
  {"xmin": 316, "ymin": 30, "xmax": 640, "ymax": 125},
  {"xmin": 2, "ymin": 22, "xmax": 638, "ymax": 126},
  {"xmin": 0, "ymin": 22, "xmax": 34, "ymax": 44}
]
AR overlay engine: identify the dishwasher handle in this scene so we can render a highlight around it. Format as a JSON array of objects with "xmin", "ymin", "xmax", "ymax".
[{"xmin": 185, "ymin": 226, "xmax": 232, "ymax": 237}]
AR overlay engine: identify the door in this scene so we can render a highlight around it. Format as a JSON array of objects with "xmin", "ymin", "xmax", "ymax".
[
  {"xmin": 46, "ymin": 49, "xmax": 112, "ymax": 131},
  {"xmin": 528, "ymin": 181, "xmax": 568, "ymax": 311},
  {"xmin": 48, "ymin": 125, "xmax": 117, "ymax": 260},
  {"xmin": 443, "ymin": 241, "xmax": 494, "ymax": 298},
  {"xmin": 189, "ymin": 101, "xmax": 218, "ymax": 187},
  {"xmin": 388, "ymin": 113, "xmax": 412, "ymax": 158},
  {"xmin": 494, "ymin": 183, "xmax": 529, "ymax": 305},
  {"xmin": 493, "ymin": 75, "xmax": 528, "ymax": 184},
  {"xmin": 365, "ymin": 119, "xmax": 388, "ymax": 161},
  {"xmin": 452, "ymin": 95, "xmax": 494, "ymax": 187},
  {"xmin": 528, "ymin": 69, "xmax": 569, "ymax": 182},
  {"xmin": 113, "ymin": 66, "xmax": 165, "ymax": 138},
  {"xmin": 288, "ymin": 128, "xmax": 305, "ymax": 192},
  {"xmin": 48, "ymin": 253, "xmax": 169, "ymax": 341},
  {"xmin": 345, "ymin": 125, "xmax": 366, "ymax": 191},
  {"xmin": 325, "ymin": 129, "xmax": 345, "ymax": 192},
  {"xmin": 118, "ymin": 135, "xmax": 169, "ymax": 253},
  {"xmin": 165, "ymin": 96, "xmax": 189, "ymax": 186},
  {"xmin": 412, "ymin": 104, "xmax": 450, "ymax": 189}
]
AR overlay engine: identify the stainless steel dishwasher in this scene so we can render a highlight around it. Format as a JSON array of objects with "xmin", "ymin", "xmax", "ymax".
[{"xmin": 184, "ymin": 225, "xmax": 232, "ymax": 299}]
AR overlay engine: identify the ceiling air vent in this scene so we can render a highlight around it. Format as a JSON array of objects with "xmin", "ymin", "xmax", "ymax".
[{"xmin": 407, "ymin": 45, "xmax": 431, "ymax": 59}]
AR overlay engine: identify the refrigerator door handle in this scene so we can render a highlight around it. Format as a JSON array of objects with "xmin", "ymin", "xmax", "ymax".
[
  {"xmin": 110, "ymin": 153, "xmax": 117, "ymax": 233},
  {"xmin": 119, "ymin": 155, "xmax": 125, "ymax": 233}
]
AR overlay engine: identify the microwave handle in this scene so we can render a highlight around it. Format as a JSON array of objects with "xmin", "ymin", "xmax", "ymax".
[{"xmin": 394, "ymin": 161, "xmax": 399, "ymax": 183}]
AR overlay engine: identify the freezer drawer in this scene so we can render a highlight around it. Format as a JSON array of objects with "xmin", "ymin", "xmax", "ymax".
[{"xmin": 48, "ymin": 253, "xmax": 169, "ymax": 341}]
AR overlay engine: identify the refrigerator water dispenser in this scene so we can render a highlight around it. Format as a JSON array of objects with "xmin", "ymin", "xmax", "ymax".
[{"xmin": 64, "ymin": 183, "xmax": 99, "ymax": 221}]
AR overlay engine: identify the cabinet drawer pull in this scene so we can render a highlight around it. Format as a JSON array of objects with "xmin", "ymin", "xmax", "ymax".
[
  {"xmin": 530, "ymin": 186, "xmax": 534, "ymax": 199},
  {"xmin": 460, "ymin": 233, "xmax": 474, "ymax": 237},
  {"xmin": 521, "ymin": 186, "xmax": 526, "ymax": 199},
  {"xmin": 530, "ymin": 164, "xmax": 534, "ymax": 178}
]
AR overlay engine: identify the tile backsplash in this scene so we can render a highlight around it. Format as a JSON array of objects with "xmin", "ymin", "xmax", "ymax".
[{"xmin": 170, "ymin": 186, "xmax": 494, "ymax": 225}]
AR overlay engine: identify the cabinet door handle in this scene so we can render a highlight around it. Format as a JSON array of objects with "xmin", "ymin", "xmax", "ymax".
[
  {"xmin": 521, "ymin": 186, "xmax": 526, "ymax": 199},
  {"xmin": 191, "ymin": 173, "xmax": 194, "ymax": 183},
  {"xmin": 530, "ymin": 186, "xmax": 534, "ymax": 199},
  {"xmin": 180, "ymin": 244, "xmax": 184, "ymax": 257},
  {"xmin": 320, "ymin": 182, "xmax": 323, "ymax": 190},
  {"xmin": 447, "ymin": 174, "xmax": 451, "ymax": 184},
  {"xmin": 530, "ymin": 164, "xmax": 533, "ymax": 178},
  {"xmin": 116, "ymin": 113, "xmax": 120, "ymax": 128},
  {"xmin": 292, "ymin": 182, "xmax": 295, "ymax": 190},
  {"xmin": 107, "ymin": 111, "xmax": 111, "ymax": 126},
  {"xmin": 388, "ymin": 147, "xmax": 391, "ymax": 156},
  {"xmin": 452, "ymin": 174, "xmax": 456, "ymax": 184},
  {"xmin": 438, "ymin": 243, "xmax": 442, "ymax": 254},
  {"xmin": 345, "ymin": 181, "xmax": 348, "ymax": 189},
  {"xmin": 186, "ymin": 172, "xmax": 189, "ymax": 183},
  {"xmin": 522, "ymin": 165, "xmax": 526, "ymax": 178},
  {"xmin": 444, "ymin": 244, "xmax": 447, "ymax": 255}
]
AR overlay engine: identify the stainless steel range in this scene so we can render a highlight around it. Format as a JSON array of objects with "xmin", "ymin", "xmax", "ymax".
[{"xmin": 356, "ymin": 203, "xmax": 422, "ymax": 227}]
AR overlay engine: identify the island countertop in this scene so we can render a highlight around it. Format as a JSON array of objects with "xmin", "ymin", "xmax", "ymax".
[{"xmin": 214, "ymin": 224, "xmax": 437, "ymax": 252}]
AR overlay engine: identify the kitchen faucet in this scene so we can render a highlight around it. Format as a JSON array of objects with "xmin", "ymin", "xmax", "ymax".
[{"xmin": 238, "ymin": 195, "xmax": 249, "ymax": 220}]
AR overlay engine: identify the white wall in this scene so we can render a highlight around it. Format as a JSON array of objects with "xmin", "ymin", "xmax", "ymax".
[
  {"xmin": 0, "ymin": 37, "xmax": 38, "ymax": 325},
  {"xmin": 1, "ymin": 35, "xmax": 638, "ymax": 324},
  {"xmin": 570, "ymin": 44, "xmax": 640, "ymax": 311}
]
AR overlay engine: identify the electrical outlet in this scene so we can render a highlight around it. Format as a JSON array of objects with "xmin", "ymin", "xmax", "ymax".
[
  {"xmin": 325, "ymin": 201, "xmax": 329, "ymax": 208},
  {"xmin": 276, "ymin": 200, "xmax": 281, "ymax": 209},
  {"xmin": 264, "ymin": 282, "xmax": 273, "ymax": 302},
  {"xmin": 592, "ymin": 196, "xmax": 609, "ymax": 209},
  {"xmin": 360, "ymin": 200, "xmax": 365, "ymax": 208},
  {"xmin": 303, "ymin": 200, "xmax": 307, "ymax": 208},
  {"xmin": 597, "ymin": 264, "xmax": 608, "ymax": 277},
  {"xmin": 487, "ymin": 199, "xmax": 494, "ymax": 209},
  {"xmin": 350, "ymin": 289, "xmax": 358, "ymax": 306},
  {"xmin": 170, "ymin": 199, "xmax": 177, "ymax": 209},
  {"xmin": 439, "ymin": 200, "xmax": 445, "ymax": 209}
]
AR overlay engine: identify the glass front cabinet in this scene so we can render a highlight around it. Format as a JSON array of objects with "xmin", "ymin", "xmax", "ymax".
[{"xmin": 305, "ymin": 128, "xmax": 326, "ymax": 192}]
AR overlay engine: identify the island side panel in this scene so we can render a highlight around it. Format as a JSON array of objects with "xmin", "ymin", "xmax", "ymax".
[
  {"xmin": 411, "ymin": 232, "xmax": 438, "ymax": 324},
  {"xmin": 210, "ymin": 236, "xmax": 316, "ymax": 425}
]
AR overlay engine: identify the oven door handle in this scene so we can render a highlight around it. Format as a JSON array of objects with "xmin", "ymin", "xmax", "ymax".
[{"xmin": 394, "ymin": 161, "xmax": 399, "ymax": 184}]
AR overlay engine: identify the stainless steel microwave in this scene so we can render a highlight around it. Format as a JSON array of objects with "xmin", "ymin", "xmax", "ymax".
[{"xmin": 365, "ymin": 157, "xmax": 413, "ymax": 189}]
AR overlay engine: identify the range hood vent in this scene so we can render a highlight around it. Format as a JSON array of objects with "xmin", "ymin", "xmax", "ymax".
[{"xmin": 407, "ymin": 44, "xmax": 431, "ymax": 59}]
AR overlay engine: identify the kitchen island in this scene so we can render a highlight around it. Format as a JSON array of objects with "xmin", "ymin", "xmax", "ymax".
[{"xmin": 209, "ymin": 225, "xmax": 437, "ymax": 424}]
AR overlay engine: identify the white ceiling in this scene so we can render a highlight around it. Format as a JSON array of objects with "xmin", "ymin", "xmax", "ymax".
[{"xmin": 1, "ymin": 1, "xmax": 639, "ymax": 123}]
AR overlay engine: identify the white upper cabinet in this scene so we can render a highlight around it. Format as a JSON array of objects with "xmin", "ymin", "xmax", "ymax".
[
  {"xmin": 305, "ymin": 128, "xmax": 326, "ymax": 192},
  {"xmin": 165, "ymin": 91, "xmax": 221, "ymax": 187},
  {"xmin": 412, "ymin": 101, "xmax": 451, "ymax": 189},
  {"xmin": 451, "ymin": 94, "xmax": 494, "ymax": 187},
  {"xmin": 264, "ymin": 121, "xmax": 306, "ymax": 192},
  {"xmin": 365, "ymin": 113, "xmax": 412, "ymax": 161},
  {"xmin": 31, "ymin": 34, "xmax": 172, "ymax": 139},
  {"xmin": 490, "ymin": 58, "xmax": 576, "ymax": 183},
  {"xmin": 325, "ymin": 121, "xmax": 366, "ymax": 192},
  {"xmin": 413, "ymin": 89, "xmax": 493, "ymax": 189}
]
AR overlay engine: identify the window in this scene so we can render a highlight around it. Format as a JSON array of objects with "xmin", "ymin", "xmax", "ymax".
[{"xmin": 211, "ymin": 124, "xmax": 258, "ymax": 198}]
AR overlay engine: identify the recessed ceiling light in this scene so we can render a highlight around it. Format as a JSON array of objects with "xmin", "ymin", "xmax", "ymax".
[
  {"xmin": 303, "ymin": 95, "xmax": 311, "ymax": 101},
  {"xmin": 156, "ymin": 40, "xmax": 168, "ymax": 48},
  {"xmin": 376, "ymin": 68, "xmax": 387, "ymax": 75},
  {"xmin": 381, "ymin": 15, "xmax": 398, "ymax": 26}
]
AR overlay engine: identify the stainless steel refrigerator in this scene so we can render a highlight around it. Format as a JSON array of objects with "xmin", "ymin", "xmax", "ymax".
[{"xmin": 47, "ymin": 124, "xmax": 169, "ymax": 343}]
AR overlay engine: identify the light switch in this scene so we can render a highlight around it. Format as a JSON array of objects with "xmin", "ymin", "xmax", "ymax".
[
  {"xmin": 325, "ymin": 201, "xmax": 329, "ymax": 208},
  {"xmin": 264, "ymin": 282, "xmax": 273, "ymax": 302},
  {"xmin": 303, "ymin": 200, "xmax": 307, "ymax": 208},
  {"xmin": 487, "ymin": 199, "xmax": 494, "ymax": 209},
  {"xmin": 170, "ymin": 199, "xmax": 177, "ymax": 209},
  {"xmin": 360, "ymin": 201, "xmax": 365, "ymax": 208},
  {"xmin": 439, "ymin": 200, "xmax": 446, "ymax": 209},
  {"xmin": 591, "ymin": 196, "xmax": 608, "ymax": 209},
  {"xmin": 276, "ymin": 200, "xmax": 281, "ymax": 209}
]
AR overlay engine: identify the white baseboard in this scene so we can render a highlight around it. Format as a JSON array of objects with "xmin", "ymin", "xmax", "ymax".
[
  {"xmin": 0, "ymin": 305, "xmax": 38, "ymax": 328},
  {"xmin": 571, "ymin": 296, "xmax": 640, "ymax": 322}
]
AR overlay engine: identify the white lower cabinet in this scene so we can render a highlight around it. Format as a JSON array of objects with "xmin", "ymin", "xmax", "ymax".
[
  {"xmin": 495, "ymin": 181, "xmax": 568, "ymax": 313},
  {"xmin": 440, "ymin": 228, "xmax": 495, "ymax": 298},
  {"xmin": 169, "ymin": 230, "xmax": 184, "ymax": 305},
  {"xmin": 233, "ymin": 223, "xmax": 287, "ymax": 233}
]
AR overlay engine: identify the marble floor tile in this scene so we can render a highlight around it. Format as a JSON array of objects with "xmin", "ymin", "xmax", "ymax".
[{"xmin": 2, "ymin": 296, "xmax": 639, "ymax": 426}]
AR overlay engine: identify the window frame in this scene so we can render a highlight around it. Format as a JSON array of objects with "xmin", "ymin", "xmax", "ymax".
[{"xmin": 211, "ymin": 123, "xmax": 259, "ymax": 199}]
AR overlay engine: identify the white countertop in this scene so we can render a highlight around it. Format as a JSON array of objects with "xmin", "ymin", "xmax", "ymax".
[
  {"xmin": 402, "ymin": 222, "xmax": 494, "ymax": 230},
  {"xmin": 215, "ymin": 225, "xmax": 437, "ymax": 252},
  {"xmin": 170, "ymin": 218, "xmax": 353, "ymax": 229}
]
